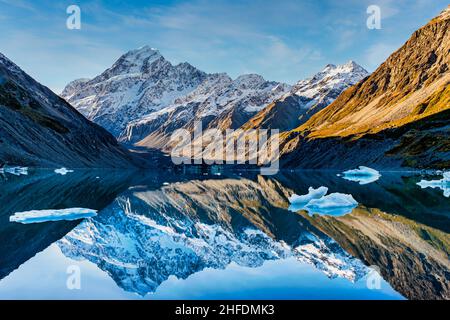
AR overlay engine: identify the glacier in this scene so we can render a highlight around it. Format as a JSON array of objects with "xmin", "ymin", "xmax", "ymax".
[
  {"xmin": 417, "ymin": 172, "xmax": 450, "ymax": 197},
  {"xmin": 10, "ymin": 208, "xmax": 97, "ymax": 224},
  {"xmin": 341, "ymin": 166, "xmax": 381, "ymax": 185}
]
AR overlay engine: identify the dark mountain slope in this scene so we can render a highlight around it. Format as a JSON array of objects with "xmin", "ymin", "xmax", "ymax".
[{"xmin": 0, "ymin": 53, "xmax": 140, "ymax": 168}]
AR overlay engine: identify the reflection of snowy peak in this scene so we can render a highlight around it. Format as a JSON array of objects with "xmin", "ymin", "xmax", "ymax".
[
  {"xmin": 58, "ymin": 178, "xmax": 367, "ymax": 296},
  {"xmin": 242, "ymin": 61, "xmax": 369, "ymax": 131},
  {"xmin": 58, "ymin": 196, "xmax": 291, "ymax": 296}
]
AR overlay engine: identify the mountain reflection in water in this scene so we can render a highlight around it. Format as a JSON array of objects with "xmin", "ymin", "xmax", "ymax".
[{"xmin": 0, "ymin": 168, "xmax": 448, "ymax": 300}]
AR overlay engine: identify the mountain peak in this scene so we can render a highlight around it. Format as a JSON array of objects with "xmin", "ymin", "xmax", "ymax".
[
  {"xmin": 125, "ymin": 45, "xmax": 161, "ymax": 58},
  {"xmin": 119, "ymin": 45, "xmax": 163, "ymax": 68},
  {"xmin": 301, "ymin": 61, "xmax": 368, "ymax": 87},
  {"xmin": 343, "ymin": 60, "xmax": 360, "ymax": 69}
]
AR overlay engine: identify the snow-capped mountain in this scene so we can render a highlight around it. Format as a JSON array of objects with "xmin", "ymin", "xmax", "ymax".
[
  {"xmin": 278, "ymin": 7, "xmax": 450, "ymax": 170},
  {"xmin": 292, "ymin": 61, "xmax": 368, "ymax": 107},
  {"xmin": 62, "ymin": 46, "xmax": 290, "ymax": 140},
  {"xmin": 58, "ymin": 177, "xmax": 368, "ymax": 296},
  {"xmin": 242, "ymin": 61, "xmax": 369, "ymax": 131},
  {"xmin": 61, "ymin": 46, "xmax": 209, "ymax": 136},
  {"xmin": 121, "ymin": 72, "xmax": 290, "ymax": 148}
]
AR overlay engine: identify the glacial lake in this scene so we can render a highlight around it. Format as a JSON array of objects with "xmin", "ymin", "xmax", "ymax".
[{"xmin": 0, "ymin": 168, "xmax": 448, "ymax": 300}]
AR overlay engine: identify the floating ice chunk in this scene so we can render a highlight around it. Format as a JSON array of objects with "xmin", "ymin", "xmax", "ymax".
[
  {"xmin": 341, "ymin": 166, "xmax": 381, "ymax": 185},
  {"xmin": 417, "ymin": 172, "xmax": 450, "ymax": 198},
  {"xmin": 54, "ymin": 167, "xmax": 74, "ymax": 175},
  {"xmin": 10, "ymin": 208, "xmax": 97, "ymax": 224},
  {"xmin": 304, "ymin": 193, "xmax": 358, "ymax": 216},
  {"xmin": 289, "ymin": 187, "xmax": 329, "ymax": 205},
  {"xmin": 0, "ymin": 166, "xmax": 28, "ymax": 176},
  {"xmin": 288, "ymin": 186, "xmax": 358, "ymax": 217},
  {"xmin": 444, "ymin": 172, "xmax": 450, "ymax": 181}
]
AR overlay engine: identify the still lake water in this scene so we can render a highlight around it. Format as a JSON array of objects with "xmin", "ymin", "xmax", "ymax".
[{"xmin": 0, "ymin": 168, "xmax": 448, "ymax": 300}]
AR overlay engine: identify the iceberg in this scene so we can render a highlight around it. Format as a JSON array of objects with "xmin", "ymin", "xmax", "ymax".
[
  {"xmin": 54, "ymin": 167, "xmax": 74, "ymax": 175},
  {"xmin": 417, "ymin": 172, "xmax": 450, "ymax": 198},
  {"xmin": 445, "ymin": 172, "xmax": 450, "ymax": 181},
  {"xmin": 10, "ymin": 208, "xmax": 97, "ymax": 224},
  {"xmin": 288, "ymin": 187, "xmax": 329, "ymax": 205},
  {"xmin": 288, "ymin": 186, "xmax": 358, "ymax": 217},
  {"xmin": 304, "ymin": 193, "xmax": 358, "ymax": 216},
  {"xmin": 341, "ymin": 166, "xmax": 381, "ymax": 185},
  {"xmin": 0, "ymin": 166, "xmax": 28, "ymax": 176}
]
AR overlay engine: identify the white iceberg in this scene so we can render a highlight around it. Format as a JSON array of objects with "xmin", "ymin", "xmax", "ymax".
[
  {"xmin": 10, "ymin": 208, "xmax": 97, "ymax": 224},
  {"xmin": 0, "ymin": 166, "xmax": 28, "ymax": 176},
  {"xmin": 341, "ymin": 166, "xmax": 381, "ymax": 185},
  {"xmin": 304, "ymin": 193, "xmax": 358, "ymax": 216},
  {"xmin": 417, "ymin": 172, "xmax": 450, "ymax": 198},
  {"xmin": 288, "ymin": 186, "xmax": 358, "ymax": 217},
  {"xmin": 288, "ymin": 186, "xmax": 329, "ymax": 205},
  {"xmin": 444, "ymin": 172, "xmax": 450, "ymax": 181},
  {"xmin": 54, "ymin": 167, "xmax": 74, "ymax": 175}
]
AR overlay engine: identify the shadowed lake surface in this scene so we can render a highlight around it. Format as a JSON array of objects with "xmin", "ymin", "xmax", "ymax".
[{"xmin": 0, "ymin": 168, "xmax": 448, "ymax": 300}]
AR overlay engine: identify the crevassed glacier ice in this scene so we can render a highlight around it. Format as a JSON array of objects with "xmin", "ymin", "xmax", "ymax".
[
  {"xmin": 10, "ymin": 208, "xmax": 97, "ymax": 224},
  {"xmin": 304, "ymin": 193, "xmax": 358, "ymax": 216},
  {"xmin": 54, "ymin": 167, "xmax": 74, "ymax": 175},
  {"xmin": 341, "ymin": 166, "xmax": 381, "ymax": 185},
  {"xmin": 288, "ymin": 186, "xmax": 329, "ymax": 205},
  {"xmin": 417, "ymin": 172, "xmax": 450, "ymax": 198}
]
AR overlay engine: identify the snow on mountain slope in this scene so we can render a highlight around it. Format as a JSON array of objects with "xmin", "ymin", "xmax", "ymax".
[
  {"xmin": 61, "ymin": 46, "xmax": 368, "ymax": 154},
  {"xmin": 121, "ymin": 73, "xmax": 291, "ymax": 147},
  {"xmin": 62, "ymin": 46, "xmax": 291, "ymax": 145},
  {"xmin": 293, "ymin": 61, "xmax": 368, "ymax": 105},
  {"xmin": 61, "ymin": 46, "xmax": 208, "ymax": 136},
  {"xmin": 242, "ymin": 61, "xmax": 369, "ymax": 131}
]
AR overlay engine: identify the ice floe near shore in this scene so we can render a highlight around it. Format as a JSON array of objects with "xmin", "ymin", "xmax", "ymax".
[
  {"xmin": 54, "ymin": 167, "xmax": 74, "ymax": 175},
  {"xmin": 417, "ymin": 172, "xmax": 450, "ymax": 198},
  {"xmin": 10, "ymin": 208, "xmax": 97, "ymax": 224},
  {"xmin": 289, "ymin": 187, "xmax": 358, "ymax": 217},
  {"xmin": 341, "ymin": 166, "xmax": 381, "ymax": 185}
]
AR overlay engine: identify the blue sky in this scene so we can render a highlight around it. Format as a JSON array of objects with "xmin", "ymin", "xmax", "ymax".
[{"xmin": 0, "ymin": 0, "xmax": 448, "ymax": 93}]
